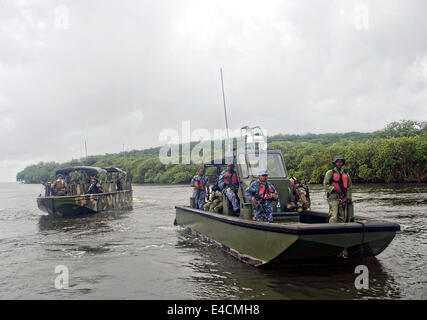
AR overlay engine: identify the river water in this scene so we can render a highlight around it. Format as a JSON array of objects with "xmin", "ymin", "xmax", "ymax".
[{"xmin": 0, "ymin": 182, "xmax": 425, "ymax": 299}]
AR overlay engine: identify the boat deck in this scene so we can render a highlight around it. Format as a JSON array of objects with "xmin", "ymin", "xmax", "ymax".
[{"xmin": 175, "ymin": 206, "xmax": 400, "ymax": 236}]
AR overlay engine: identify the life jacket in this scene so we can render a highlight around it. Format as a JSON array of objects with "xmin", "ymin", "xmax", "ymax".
[
  {"xmin": 258, "ymin": 182, "xmax": 275, "ymax": 200},
  {"xmin": 224, "ymin": 171, "xmax": 239, "ymax": 186},
  {"xmin": 295, "ymin": 185, "xmax": 311, "ymax": 209},
  {"xmin": 330, "ymin": 170, "xmax": 348, "ymax": 190},
  {"xmin": 194, "ymin": 176, "xmax": 206, "ymax": 189}
]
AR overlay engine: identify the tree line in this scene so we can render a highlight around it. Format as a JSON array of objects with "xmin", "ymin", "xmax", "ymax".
[{"xmin": 16, "ymin": 120, "xmax": 426, "ymax": 184}]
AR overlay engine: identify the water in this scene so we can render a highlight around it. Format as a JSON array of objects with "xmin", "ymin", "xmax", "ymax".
[{"xmin": 0, "ymin": 182, "xmax": 425, "ymax": 299}]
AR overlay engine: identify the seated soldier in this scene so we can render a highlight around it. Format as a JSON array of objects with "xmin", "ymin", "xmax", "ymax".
[
  {"xmin": 87, "ymin": 177, "xmax": 103, "ymax": 194},
  {"xmin": 204, "ymin": 182, "xmax": 223, "ymax": 213},
  {"xmin": 52, "ymin": 174, "xmax": 67, "ymax": 196},
  {"xmin": 289, "ymin": 176, "xmax": 311, "ymax": 212}
]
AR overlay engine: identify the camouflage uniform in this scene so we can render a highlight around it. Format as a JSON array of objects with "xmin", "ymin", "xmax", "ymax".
[
  {"xmin": 324, "ymin": 167, "xmax": 354, "ymax": 223},
  {"xmin": 203, "ymin": 190, "xmax": 223, "ymax": 213},
  {"xmin": 289, "ymin": 177, "xmax": 311, "ymax": 212},
  {"xmin": 52, "ymin": 178, "xmax": 67, "ymax": 196},
  {"xmin": 218, "ymin": 170, "xmax": 240, "ymax": 212},
  {"xmin": 245, "ymin": 179, "xmax": 278, "ymax": 223},
  {"xmin": 191, "ymin": 174, "xmax": 209, "ymax": 210},
  {"xmin": 295, "ymin": 185, "xmax": 311, "ymax": 212}
]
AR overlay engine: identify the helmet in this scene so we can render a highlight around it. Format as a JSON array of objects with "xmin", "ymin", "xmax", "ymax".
[
  {"xmin": 258, "ymin": 169, "xmax": 269, "ymax": 176},
  {"xmin": 332, "ymin": 156, "xmax": 345, "ymax": 165}
]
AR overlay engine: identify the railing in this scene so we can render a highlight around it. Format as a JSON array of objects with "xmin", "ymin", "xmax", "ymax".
[{"xmin": 44, "ymin": 180, "xmax": 132, "ymax": 197}]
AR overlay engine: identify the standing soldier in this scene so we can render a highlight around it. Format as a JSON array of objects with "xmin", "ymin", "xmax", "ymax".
[
  {"xmin": 323, "ymin": 156, "xmax": 354, "ymax": 223},
  {"xmin": 218, "ymin": 163, "xmax": 240, "ymax": 214},
  {"xmin": 245, "ymin": 170, "xmax": 279, "ymax": 222},
  {"xmin": 190, "ymin": 168, "xmax": 210, "ymax": 210},
  {"xmin": 116, "ymin": 175, "xmax": 123, "ymax": 191},
  {"xmin": 204, "ymin": 182, "xmax": 223, "ymax": 213}
]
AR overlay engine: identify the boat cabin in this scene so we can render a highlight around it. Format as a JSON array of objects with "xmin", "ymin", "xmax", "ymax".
[
  {"xmin": 44, "ymin": 166, "xmax": 130, "ymax": 197},
  {"xmin": 200, "ymin": 149, "xmax": 298, "ymax": 222}
]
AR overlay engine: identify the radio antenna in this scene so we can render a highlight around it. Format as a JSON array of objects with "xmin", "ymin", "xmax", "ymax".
[{"xmin": 220, "ymin": 68, "xmax": 230, "ymax": 141}]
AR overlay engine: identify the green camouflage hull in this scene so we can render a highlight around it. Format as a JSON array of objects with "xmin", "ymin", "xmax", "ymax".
[
  {"xmin": 37, "ymin": 190, "xmax": 132, "ymax": 218},
  {"xmin": 175, "ymin": 206, "xmax": 399, "ymax": 266}
]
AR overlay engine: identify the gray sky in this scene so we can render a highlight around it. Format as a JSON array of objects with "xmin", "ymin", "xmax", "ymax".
[{"xmin": 1, "ymin": 0, "xmax": 426, "ymax": 182}]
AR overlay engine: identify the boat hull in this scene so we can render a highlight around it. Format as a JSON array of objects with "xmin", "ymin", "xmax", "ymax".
[
  {"xmin": 175, "ymin": 206, "xmax": 399, "ymax": 266},
  {"xmin": 37, "ymin": 190, "xmax": 132, "ymax": 218}
]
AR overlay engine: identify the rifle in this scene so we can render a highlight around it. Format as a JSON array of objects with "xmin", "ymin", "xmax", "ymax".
[
  {"xmin": 254, "ymin": 194, "xmax": 268, "ymax": 220},
  {"xmin": 194, "ymin": 180, "xmax": 201, "ymax": 199},
  {"xmin": 336, "ymin": 175, "xmax": 352, "ymax": 222},
  {"xmin": 336, "ymin": 194, "xmax": 352, "ymax": 222}
]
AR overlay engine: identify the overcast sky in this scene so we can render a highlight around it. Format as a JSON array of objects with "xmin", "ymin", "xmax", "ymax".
[{"xmin": 1, "ymin": 0, "xmax": 426, "ymax": 182}]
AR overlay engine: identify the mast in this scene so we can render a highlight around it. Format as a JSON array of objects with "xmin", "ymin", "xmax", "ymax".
[{"xmin": 220, "ymin": 68, "xmax": 231, "ymax": 151}]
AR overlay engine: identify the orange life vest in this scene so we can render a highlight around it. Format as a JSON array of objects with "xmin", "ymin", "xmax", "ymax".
[
  {"xmin": 330, "ymin": 171, "xmax": 348, "ymax": 190},
  {"xmin": 258, "ymin": 182, "xmax": 275, "ymax": 200},
  {"xmin": 195, "ymin": 176, "xmax": 205, "ymax": 189},
  {"xmin": 224, "ymin": 171, "xmax": 239, "ymax": 185}
]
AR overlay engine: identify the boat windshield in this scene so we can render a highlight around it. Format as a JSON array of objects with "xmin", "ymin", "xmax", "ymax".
[{"xmin": 238, "ymin": 153, "xmax": 288, "ymax": 178}]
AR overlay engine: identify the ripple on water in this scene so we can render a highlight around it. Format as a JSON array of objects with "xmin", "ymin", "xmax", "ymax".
[{"xmin": 0, "ymin": 183, "xmax": 425, "ymax": 299}]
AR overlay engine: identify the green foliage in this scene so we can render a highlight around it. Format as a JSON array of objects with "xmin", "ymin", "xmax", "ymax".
[{"xmin": 16, "ymin": 120, "xmax": 427, "ymax": 184}]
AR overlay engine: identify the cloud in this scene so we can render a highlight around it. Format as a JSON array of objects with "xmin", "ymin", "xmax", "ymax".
[{"xmin": 0, "ymin": 0, "xmax": 426, "ymax": 181}]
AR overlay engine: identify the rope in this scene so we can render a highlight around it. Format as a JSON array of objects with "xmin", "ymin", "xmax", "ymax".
[{"xmin": 356, "ymin": 221, "xmax": 366, "ymax": 259}]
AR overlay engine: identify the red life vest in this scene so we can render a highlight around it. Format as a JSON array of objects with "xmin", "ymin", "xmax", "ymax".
[
  {"xmin": 224, "ymin": 171, "xmax": 239, "ymax": 185},
  {"xmin": 330, "ymin": 171, "xmax": 348, "ymax": 190},
  {"xmin": 258, "ymin": 183, "xmax": 275, "ymax": 200},
  {"xmin": 195, "ymin": 177, "xmax": 205, "ymax": 188}
]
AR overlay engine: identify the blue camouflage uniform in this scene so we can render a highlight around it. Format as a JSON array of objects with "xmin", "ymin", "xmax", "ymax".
[
  {"xmin": 191, "ymin": 174, "xmax": 210, "ymax": 210},
  {"xmin": 218, "ymin": 170, "xmax": 240, "ymax": 212},
  {"xmin": 245, "ymin": 173, "xmax": 278, "ymax": 223}
]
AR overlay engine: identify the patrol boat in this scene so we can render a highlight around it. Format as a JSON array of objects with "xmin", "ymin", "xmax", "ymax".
[
  {"xmin": 175, "ymin": 128, "xmax": 400, "ymax": 266},
  {"xmin": 37, "ymin": 166, "xmax": 132, "ymax": 218}
]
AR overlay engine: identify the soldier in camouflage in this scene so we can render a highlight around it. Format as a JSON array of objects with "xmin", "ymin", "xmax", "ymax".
[
  {"xmin": 323, "ymin": 156, "xmax": 354, "ymax": 223},
  {"xmin": 203, "ymin": 183, "xmax": 223, "ymax": 213},
  {"xmin": 289, "ymin": 176, "xmax": 311, "ymax": 212},
  {"xmin": 190, "ymin": 168, "xmax": 210, "ymax": 210},
  {"xmin": 218, "ymin": 164, "xmax": 240, "ymax": 214},
  {"xmin": 52, "ymin": 174, "xmax": 67, "ymax": 196},
  {"xmin": 245, "ymin": 169, "xmax": 279, "ymax": 222}
]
